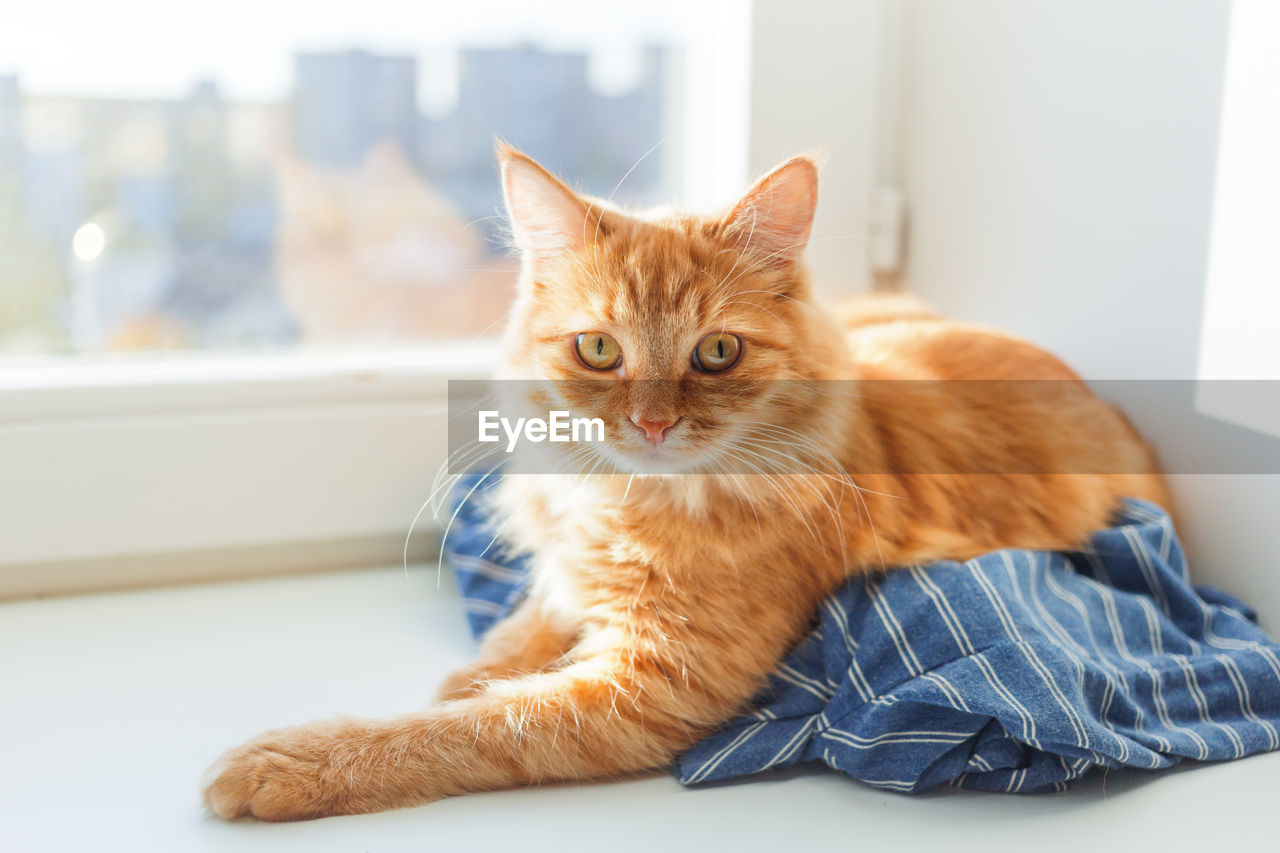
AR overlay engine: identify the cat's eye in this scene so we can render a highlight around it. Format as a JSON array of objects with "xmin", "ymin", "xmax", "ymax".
[
  {"xmin": 575, "ymin": 332, "xmax": 623, "ymax": 371},
  {"xmin": 693, "ymin": 333, "xmax": 742, "ymax": 373}
]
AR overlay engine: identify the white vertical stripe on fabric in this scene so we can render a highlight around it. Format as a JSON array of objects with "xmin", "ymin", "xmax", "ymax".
[
  {"xmin": 760, "ymin": 716, "xmax": 819, "ymax": 770},
  {"xmin": 684, "ymin": 720, "xmax": 770, "ymax": 784},
  {"xmin": 1194, "ymin": 601, "xmax": 1280, "ymax": 695},
  {"xmin": 1082, "ymin": 548, "xmax": 1114, "ymax": 587},
  {"xmin": 1172, "ymin": 654, "xmax": 1246, "ymax": 758},
  {"xmin": 1216, "ymin": 653, "xmax": 1280, "ymax": 750},
  {"xmin": 1041, "ymin": 559, "xmax": 1136, "ymax": 696},
  {"xmin": 1123, "ymin": 526, "xmax": 1172, "ymax": 617},
  {"xmin": 449, "ymin": 552, "xmax": 528, "ymax": 584},
  {"xmin": 921, "ymin": 671, "xmax": 972, "ymax": 713},
  {"xmin": 1144, "ymin": 652, "xmax": 1212, "ymax": 760},
  {"xmin": 909, "ymin": 565, "xmax": 977, "ymax": 656},
  {"xmin": 1094, "ymin": 603, "xmax": 1170, "ymax": 761},
  {"xmin": 1137, "ymin": 597, "xmax": 1166, "ymax": 657},
  {"xmin": 969, "ymin": 652, "xmax": 1040, "ymax": 746},
  {"xmin": 975, "ymin": 557, "xmax": 1091, "ymax": 749},
  {"xmin": 821, "ymin": 597, "xmax": 876, "ymax": 702},
  {"xmin": 1024, "ymin": 552, "xmax": 1131, "ymax": 763},
  {"xmin": 774, "ymin": 661, "xmax": 836, "ymax": 701},
  {"xmin": 1122, "ymin": 501, "xmax": 1177, "ymax": 568},
  {"xmin": 1040, "ymin": 560, "xmax": 1143, "ymax": 764},
  {"xmin": 867, "ymin": 581, "xmax": 924, "ymax": 675},
  {"xmin": 999, "ymin": 552, "xmax": 1094, "ymax": 750},
  {"xmin": 1091, "ymin": 580, "xmax": 1212, "ymax": 761},
  {"xmin": 821, "ymin": 596, "xmax": 860, "ymax": 649},
  {"xmin": 967, "ymin": 559, "xmax": 1023, "ymax": 641}
]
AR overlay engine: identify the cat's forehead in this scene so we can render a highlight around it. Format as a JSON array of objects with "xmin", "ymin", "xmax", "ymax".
[{"xmin": 587, "ymin": 218, "xmax": 736, "ymax": 322}]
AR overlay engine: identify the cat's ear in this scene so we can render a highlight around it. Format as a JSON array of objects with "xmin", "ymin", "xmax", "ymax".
[
  {"xmin": 498, "ymin": 144, "xmax": 590, "ymax": 265},
  {"xmin": 721, "ymin": 154, "xmax": 820, "ymax": 269}
]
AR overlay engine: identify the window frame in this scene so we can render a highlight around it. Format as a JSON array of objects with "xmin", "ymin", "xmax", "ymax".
[
  {"xmin": 1196, "ymin": 0, "xmax": 1280, "ymax": 437},
  {"xmin": 0, "ymin": 349, "xmax": 481, "ymax": 597}
]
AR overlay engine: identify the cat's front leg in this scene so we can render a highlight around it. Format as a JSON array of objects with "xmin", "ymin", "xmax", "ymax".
[
  {"xmin": 203, "ymin": 636, "xmax": 752, "ymax": 821},
  {"xmin": 435, "ymin": 596, "xmax": 579, "ymax": 701}
]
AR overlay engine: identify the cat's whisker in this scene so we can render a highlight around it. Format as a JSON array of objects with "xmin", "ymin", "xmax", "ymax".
[
  {"xmin": 576, "ymin": 132, "xmax": 659, "ymax": 292},
  {"xmin": 849, "ymin": 474, "xmax": 886, "ymax": 573},
  {"xmin": 429, "ymin": 441, "xmax": 500, "ymax": 517},
  {"xmin": 731, "ymin": 437, "xmax": 852, "ymax": 500},
  {"xmin": 733, "ymin": 422, "xmax": 899, "ymax": 570},
  {"xmin": 461, "ymin": 310, "xmax": 513, "ymax": 347},
  {"xmin": 715, "ymin": 233, "xmax": 874, "ymax": 296},
  {"xmin": 413, "ymin": 388, "xmax": 502, "ymax": 438},
  {"xmin": 730, "ymin": 437, "xmax": 849, "ymax": 565},
  {"xmin": 714, "ymin": 206, "xmax": 757, "ymax": 298},
  {"xmin": 717, "ymin": 300, "xmax": 791, "ymax": 334},
  {"xmin": 729, "ymin": 440, "xmax": 843, "ymax": 525},
  {"xmin": 473, "ymin": 473, "xmax": 568, "ymax": 563},
  {"xmin": 435, "ymin": 463, "xmax": 505, "ymax": 589},
  {"xmin": 406, "ymin": 436, "xmax": 504, "ymax": 590},
  {"xmin": 731, "ymin": 419, "xmax": 870, "ymax": 479},
  {"xmin": 712, "ymin": 460, "xmax": 774, "ymax": 541},
  {"xmin": 713, "ymin": 446, "xmax": 823, "ymax": 546},
  {"xmin": 402, "ymin": 493, "xmax": 435, "ymax": 591},
  {"xmin": 583, "ymin": 134, "xmax": 667, "ymax": 290},
  {"xmin": 606, "ymin": 136, "xmax": 668, "ymax": 203},
  {"xmin": 459, "ymin": 210, "xmax": 507, "ymax": 233},
  {"xmin": 740, "ymin": 443, "xmax": 849, "ymax": 519},
  {"xmin": 734, "ymin": 424, "xmax": 889, "ymax": 570},
  {"xmin": 730, "ymin": 288, "xmax": 849, "ymax": 328},
  {"xmin": 741, "ymin": 429, "xmax": 901, "ymax": 502},
  {"xmin": 731, "ymin": 422, "xmax": 852, "ymax": 480},
  {"xmin": 726, "ymin": 422, "xmax": 862, "ymax": 520}
]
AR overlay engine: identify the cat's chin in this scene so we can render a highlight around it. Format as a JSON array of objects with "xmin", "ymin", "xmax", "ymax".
[{"xmin": 595, "ymin": 443, "xmax": 712, "ymax": 476}]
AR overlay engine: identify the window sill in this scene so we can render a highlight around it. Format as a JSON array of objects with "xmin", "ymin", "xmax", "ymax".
[
  {"xmin": 2, "ymin": 564, "xmax": 1278, "ymax": 849},
  {"xmin": 0, "ymin": 345, "xmax": 494, "ymax": 597},
  {"xmin": 0, "ymin": 344, "xmax": 496, "ymax": 421}
]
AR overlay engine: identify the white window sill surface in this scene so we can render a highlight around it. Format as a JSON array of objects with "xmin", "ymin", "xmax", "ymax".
[{"xmin": 3, "ymin": 566, "xmax": 1279, "ymax": 852}]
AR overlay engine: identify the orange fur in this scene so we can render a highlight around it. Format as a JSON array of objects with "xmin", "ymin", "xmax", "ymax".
[{"xmin": 203, "ymin": 148, "xmax": 1168, "ymax": 821}]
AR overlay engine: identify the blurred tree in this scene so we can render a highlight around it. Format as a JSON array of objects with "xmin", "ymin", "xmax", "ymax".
[{"xmin": 0, "ymin": 181, "xmax": 72, "ymax": 353}]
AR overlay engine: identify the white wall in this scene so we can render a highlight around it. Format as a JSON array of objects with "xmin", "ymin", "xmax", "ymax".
[
  {"xmin": 898, "ymin": 0, "xmax": 1280, "ymax": 626},
  {"xmin": 748, "ymin": 0, "xmax": 890, "ymax": 296},
  {"xmin": 901, "ymin": 0, "xmax": 1228, "ymax": 379}
]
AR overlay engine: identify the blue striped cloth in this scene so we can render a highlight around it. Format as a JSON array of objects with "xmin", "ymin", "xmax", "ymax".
[{"xmin": 443, "ymin": 474, "xmax": 1280, "ymax": 793}]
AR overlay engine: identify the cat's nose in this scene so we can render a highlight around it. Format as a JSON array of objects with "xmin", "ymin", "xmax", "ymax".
[{"xmin": 630, "ymin": 415, "xmax": 678, "ymax": 446}]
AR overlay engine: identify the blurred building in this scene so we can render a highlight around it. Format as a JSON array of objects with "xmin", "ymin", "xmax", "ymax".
[
  {"xmin": 293, "ymin": 50, "xmax": 419, "ymax": 169},
  {"xmin": 0, "ymin": 74, "xmax": 20, "ymax": 184},
  {"xmin": 419, "ymin": 44, "xmax": 672, "ymax": 240}
]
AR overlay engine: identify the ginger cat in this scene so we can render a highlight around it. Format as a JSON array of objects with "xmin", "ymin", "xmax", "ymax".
[{"xmin": 203, "ymin": 146, "xmax": 1168, "ymax": 820}]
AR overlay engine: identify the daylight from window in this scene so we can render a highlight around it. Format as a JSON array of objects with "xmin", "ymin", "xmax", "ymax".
[{"xmin": 0, "ymin": 2, "xmax": 693, "ymax": 355}]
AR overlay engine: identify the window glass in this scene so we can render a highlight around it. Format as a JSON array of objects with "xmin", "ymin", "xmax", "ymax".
[{"xmin": 0, "ymin": 1, "xmax": 694, "ymax": 354}]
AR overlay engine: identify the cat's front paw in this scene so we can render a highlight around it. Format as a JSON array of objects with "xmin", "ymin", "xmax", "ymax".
[{"xmin": 201, "ymin": 722, "xmax": 353, "ymax": 821}]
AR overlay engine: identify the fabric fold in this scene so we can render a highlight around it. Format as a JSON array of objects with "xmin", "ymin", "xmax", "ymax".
[{"xmin": 444, "ymin": 476, "xmax": 1280, "ymax": 793}]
